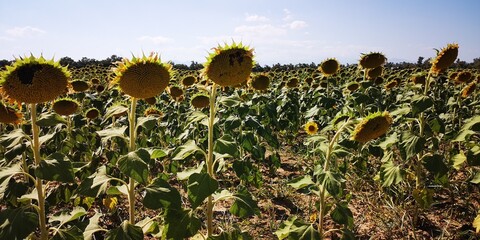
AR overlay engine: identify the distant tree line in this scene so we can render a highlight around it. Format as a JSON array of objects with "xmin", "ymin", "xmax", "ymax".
[{"xmin": 1, "ymin": 55, "xmax": 479, "ymax": 72}]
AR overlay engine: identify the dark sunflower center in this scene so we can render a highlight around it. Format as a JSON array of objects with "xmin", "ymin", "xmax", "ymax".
[
  {"xmin": 17, "ymin": 64, "xmax": 43, "ymax": 85},
  {"xmin": 309, "ymin": 126, "xmax": 316, "ymax": 132}
]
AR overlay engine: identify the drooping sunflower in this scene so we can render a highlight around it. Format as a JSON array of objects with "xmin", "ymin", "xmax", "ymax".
[
  {"xmin": 304, "ymin": 121, "xmax": 319, "ymax": 135},
  {"xmin": 430, "ymin": 43, "xmax": 459, "ymax": 75},
  {"xmin": 190, "ymin": 93, "xmax": 210, "ymax": 109},
  {"xmin": 359, "ymin": 52, "xmax": 387, "ymax": 69},
  {"xmin": 351, "ymin": 111, "xmax": 393, "ymax": 143},
  {"xmin": 461, "ymin": 82, "xmax": 476, "ymax": 98},
  {"xmin": 366, "ymin": 66, "xmax": 383, "ymax": 80},
  {"xmin": 204, "ymin": 42, "xmax": 254, "ymax": 87},
  {"xmin": 169, "ymin": 85, "xmax": 184, "ymax": 99},
  {"xmin": 181, "ymin": 75, "xmax": 197, "ymax": 87},
  {"xmin": 286, "ymin": 77, "xmax": 299, "ymax": 88},
  {"xmin": 111, "ymin": 52, "xmax": 172, "ymax": 99},
  {"xmin": 52, "ymin": 98, "xmax": 80, "ymax": 116},
  {"xmin": 346, "ymin": 81, "xmax": 360, "ymax": 92},
  {"xmin": 455, "ymin": 71, "xmax": 472, "ymax": 84},
  {"xmin": 71, "ymin": 79, "xmax": 90, "ymax": 92},
  {"xmin": 144, "ymin": 97, "xmax": 156, "ymax": 105},
  {"xmin": 85, "ymin": 107, "xmax": 100, "ymax": 120},
  {"xmin": 0, "ymin": 55, "xmax": 70, "ymax": 104},
  {"xmin": 411, "ymin": 73, "xmax": 426, "ymax": 85},
  {"xmin": 144, "ymin": 106, "xmax": 163, "ymax": 117},
  {"xmin": 385, "ymin": 79, "xmax": 398, "ymax": 90},
  {"xmin": 250, "ymin": 74, "xmax": 270, "ymax": 91},
  {"xmin": 0, "ymin": 103, "xmax": 23, "ymax": 124},
  {"xmin": 319, "ymin": 58, "xmax": 340, "ymax": 76}
]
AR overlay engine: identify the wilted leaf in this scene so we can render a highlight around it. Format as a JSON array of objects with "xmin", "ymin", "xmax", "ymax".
[
  {"xmin": 105, "ymin": 220, "xmax": 143, "ymax": 240},
  {"xmin": 0, "ymin": 208, "xmax": 38, "ymax": 240},
  {"xmin": 36, "ymin": 112, "xmax": 67, "ymax": 126},
  {"xmin": 35, "ymin": 153, "xmax": 75, "ymax": 183},
  {"xmin": 287, "ymin": 175, "xmax": 315, "ymax": 190},
  {"xmin": 172, "ymin": 140, "xmax": 206, "ymax": 160}
]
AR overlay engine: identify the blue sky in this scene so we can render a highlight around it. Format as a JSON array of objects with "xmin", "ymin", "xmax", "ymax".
[{"xmin": 0, "ymin": 0, "xmax": 479, "ymax": 65}]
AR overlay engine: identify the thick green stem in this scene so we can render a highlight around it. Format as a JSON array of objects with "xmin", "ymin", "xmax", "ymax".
[
  {"xmin": 30, "ymin": 104, "xmax": 48, "ymax": 240},
  {"xmin": 128, "ymin": 98, "xmax": 138, "ymax": 224},
  {"xmin": 318, "ymin": 119, "xmax": 350, "ymax": 236},
  {"xmin": 206, "ymin": 84, "xmax": 217, "ymax": 237}
]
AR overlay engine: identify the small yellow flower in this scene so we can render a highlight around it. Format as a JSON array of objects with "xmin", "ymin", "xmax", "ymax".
[
  {"xmin": 102, "ymin": 196, "xmax": 118, "ymax": 212},
  {"xmin": 304, "ymin": 121, "xmax": 319, "ymax": 135}
]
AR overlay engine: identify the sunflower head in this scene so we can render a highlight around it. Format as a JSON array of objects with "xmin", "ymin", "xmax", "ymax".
[
  {"xmin": 286, "ymin": 77, "xmax": 299, "ymax": 88},
  {"xmin": 0, "ymin": 103, "xmax": 23, "ymax": 125},
  {"xmin": 366, "ymin": 66, "xmax": 383, "ymax": 80},
  {"xmin": 111, "ymin": 52, "xmax": 172, "ymax": 98},
  {"xmin": 359, "ymin": 52, "xmax": 387, "ymax": 69},
  {"xmin": 181, "ymin": 75, "xmax": 197, "ymax": 87},
  {"xmin": 411, "ymin": 73, "xmax": 426, "ymax": 85},
  {"xmin": 304, "ymin": 121, "xmax": 319, "ymax": 135},
  {"xmin": 430, "ymin": 43, "xmax": 459, "ymax": 75},
  {"xmin": 319, "ymin": 58, "xmax": 340, "ymax": 76},
  {"xmin": 385, "ymin": 79, "xmax": 398, "ymax": 90},
  {"xmin": 144, "ymin": 97, "xmax": 157, "ymax": 105},
  {"xmin": 346, "ymin": 81, "xmax": 360, "ymax": 92},
  {"xmin": 204, "ymin": 42, "xmax": 254, "ymax": 87},
  {"xmin": 71, "ymin": 79, "xmax": 90, "ymax": 92},
  {"xmin": 351, "ymin": 111, "xmax": 393, "ymax": 143},
  {"xmin": 144, "ymin": 106, "xmax": 163, "ymax": 117},
  {"xmin": 169, "ymin": 85, "xmax": 184, "ymax": 99},
  {"xmin": 0, "ymin": 55, "xmax": 70, "ymax": 104},
  {"xmin": 85, "ymin": 107, "xmax": 100, "ymax": 120},
  {"xmin": 461, "ymin": 82, "xmax": 476, "ymax": 98},
  {"xmin": 250, "ymin": 74, "xmax": 270, "ymax": 91},
  {"xmin": 190, "ymin": 93, "xmax": 210, "ymax": 109},
  {"xmin": 52, "ymin": 98, "xmax": 80, "ymax": 116},
  {"xmin": 455, "ymin": 71, "xmax": 472, "ymax": 84}
]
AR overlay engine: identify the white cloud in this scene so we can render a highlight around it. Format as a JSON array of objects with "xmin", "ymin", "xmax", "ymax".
[
  {"xmin": 6, "ymin": 26, "xmax": 46, "ymax": 37},
  {"xmin": 234, "ymin": 24, "xmax": 287, "ymax": 38},
  {"xmin": 0, "ymin": 36, "xmax": 14, "ymax": 41},
  {"xmin": 283, "ymin": 9, "xmax": 293, "ymax": 21},
  {"xmin": 245, "ymin": 13, "xmax": 270, "ymax": 22},
  {"xmin": 137, "ymin": 35, "xmax": 173, "ymax": 44},
  {"xmin": 285, "ymin": 20, "xmax": 308, "ymax": 30}
]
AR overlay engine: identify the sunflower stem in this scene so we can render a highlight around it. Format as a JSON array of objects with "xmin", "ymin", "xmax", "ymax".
[
  {"xmin": 30, "ymin": 103, "xmax": 48, "ymax": 240},
  {"xmin": 127, "ymin": 97, "xmax": 138, "ymax": 224},
  {"xmin": 206, "ymin": 83, "xmax": 217, "ymax": 237}
]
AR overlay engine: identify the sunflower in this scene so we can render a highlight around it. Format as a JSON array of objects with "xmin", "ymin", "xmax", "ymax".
[
  {"xmin": 0, "ymin": 55, "xmax": 70, "ymax": 104},
  {"xmin": 305, "ymin": 77, "xmax": 314, "ymax": 86},
  {"xmin": 304, "ymin": 121, "xmax": 319, "ymax": 135},
  {"xmin": 351, "ymin": 111, "xmax": 393, "ymax": 143},
  {"xmin": 250, "ymin": 74, "xmax": 270, "ymax": 91},
  {"xmin": 346, "ymin": 81, "xmax": 360, "ymax": 92},
  {"xmin": 411, "ymin": 73, "xmax": 426, "ymax": 85},
  {"xmin": 144, "ymin": 97, "xmax": 156, "ymax": 105},
  {"xmin": 144, "ymin": 106, "xmax": 163, "ymax": 117},
  {"xmin": 455, "ymin": 71, "xmax": 472, "ymax": 84},
  {"xmin": 190, "ymin": 93, "xmax": 210, "ymax": 109},
  {"xmin": 182, "ymin": 76, "xmax": 196, "ymax": 87},
  {"xmin": 169, "ymin": 85, "xmax": 184, "ymax": 99},
  {"xmin": 71, "ymin": 79, "xmax": 90, "ymax": 92},
  {"xmin": 204, "ymin": 42, "xmax": 254, "ymax": 87},
  {"xmin": 359, "ymin": 52, "xmax": 387, "ymax": 69},
  {"xmin": 0, "ymin": 103, "xmax": 23, "ymax": 125},
  {"xmin": 430, "ymin": 43, "xmax": 459, "ymax": 75},
  {"xmin": 286, "ymin": 77, "xmax": 299, "ymax": 88},
  {"xmin": 52, "ymin": 98, "xmax": 79, "ymax": 116},
  {"xmin": 385, "ymin": 80, "xmax": 398, "ymax": 90},
  {"xmin": 111, "ymin": 52, "xmax": 172, "ymax": 99},
  {"xmin": 319, "ymin": 58, "xmax": 340, "ymax": 76},
  {"xmin": 461, "ymin": 82, "xmax": 476, "ymax": 98},
  {"xmin": 366, "ymin": 66, "xmax": 383, "ymax": 80},
  {"xmin": 85, "ymin": 107, "xmax": 100, "ymax": 120}
]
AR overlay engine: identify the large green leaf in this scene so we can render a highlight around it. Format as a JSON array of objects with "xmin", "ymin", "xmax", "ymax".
[
  {"xmin": 187, "ymin": 173, "xmax": 218, "ymax": 209},
  {"xmin": 105, "ymin": 220, "xmax": 143, "ymax": 240},
  {"xmin": 51, "ymin": 226, "xmax": 83, "ymax": 240},
  {"xmin": 214, "ymin": 134, "xmax": 238, "ymax": 157},
  {"xmin": 135, "ymin": 217, "xmax": 160, "ymax": 236},
  {"xmin": 379, "ymin": 160, "xmax": 405, "ymax": 187},
  {"xmin": 83, "ymin": 212, "xmax": 104, "ymax": 240},
  {"xmin": 96, "ymin": 126, "xmax": 128, "ymax": 142},
  {"xmin": 163, "ymin": 208, "xmax": 201, "ymax": 239},
  {"xmin": 230, "ymin": 190, "xmax": 260, "ymax": 218},
  {"xmin": 400, "ymin": 132, "xmax": 426, "ymax": 160},
  {"xmin": 4, "ymin": 143, "xmax": 26, "ymax": 162},
  {"xmin": 422, "ymin": 154, "xmax": 448, "ymax": 177},
  {"xmin": 76, "ymin": 166, "xmax": 113, "ymax": 197},
  {"xmin": 49, "ymin": 207, "xmax": 87, "ymax": 226},
  {"xmin": 36, "ymin": 112, "xmax": 67, "ymax": 126},
  {"xmin": 316, "ymin": 169, "xmax": 344, "ymax": 197},
  {"xmin": 287, "ymin": 175, "xmax": 315, "ymax": 190},
  {"xmin": 143, "ymin": 177, "xmax": 181, "ymax": 210},
  {"xmin": 35, "ymin": 153, "xmax": 75, "ymax": 183},
  {"xmin": 377, "ymin": 132, "xmax": 398, "ymax": 150},
  {"xmin": 452, "ymin": 151, "xmax": 467, "ymax": 170},
  {"xmin": 0, "ymin": 163, "xmax": 22, "ymax": 199},
  {"xmin": 0, "ymin": 208, "xmax": 38, "ymax": 240},
  {"xmin": 275, "ymin": 216, "xmax": 320, "ymax": 240},
  {"xmin": 411, "ymin": 95, "xmax": 433, "ymax": 115},
  {"xmin": 172, "ymin": 140, "xmax": 206, "ymax": 160},
  {"xmin": 207, "ymin": 228, "xmax": 252, "ymax": 240},
  {"xmin": 117, "ymin": 149, "xmax": 150, "ymax": 185},
  {"xmin": 330, "ymin": 203, "xmax": 353, "ymax": 228},
  {"xmin": 136, "ymin": 116, "xmax": 157, "ymax": 131},
  {"xmin": 177, "ymin": 162, "xmax": 204, "ymax": 181},
  {"xmin": 103, "ymin": 104, "xmax": 128, "ymax": 121},
  {"xmin": 0, "ymin": 128, "xmax": 27, "ymax": 148}
]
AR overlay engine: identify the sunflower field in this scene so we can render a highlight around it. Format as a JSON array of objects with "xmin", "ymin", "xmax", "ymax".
[{"xmin": 0, "ymin": 43, "xmax": 479, "ymax": 239}]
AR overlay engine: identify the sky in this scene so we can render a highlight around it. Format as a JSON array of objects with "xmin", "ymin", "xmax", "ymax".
[{"xmin": 0, "ymin": 0, "xmax": 479, "ymax": 66}]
